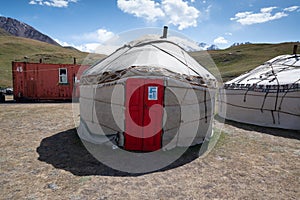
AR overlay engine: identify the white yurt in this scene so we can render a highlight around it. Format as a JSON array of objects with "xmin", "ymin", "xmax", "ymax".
[
  {"xmin": 78, "ymin": 29, "xmax": 217, "ymax": 152},
  {"xmin": 219, "ymin": 52, "xmax": 300, "ymax": 130}
]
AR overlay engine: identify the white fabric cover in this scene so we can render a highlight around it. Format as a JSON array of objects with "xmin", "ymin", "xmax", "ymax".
[
  {"xmin": 84, "ymin": 36, "xmax": 215, "ymax": 82},
  {"xmin": 219, "ymin": 54, "xmax": 300, "ymax": 130}
]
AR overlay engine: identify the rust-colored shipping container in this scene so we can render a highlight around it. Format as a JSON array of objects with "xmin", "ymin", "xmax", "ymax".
[{"xmin": 12, "ymin": 62, "xmax": 89, "ymax": 102}]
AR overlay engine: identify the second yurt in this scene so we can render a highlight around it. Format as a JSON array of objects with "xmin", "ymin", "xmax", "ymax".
[{"xmin": 219, "ymin": 51, "xmax": 300, "ymax": 130}]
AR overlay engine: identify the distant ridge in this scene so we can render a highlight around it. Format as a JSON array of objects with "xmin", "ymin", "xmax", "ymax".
[{"xmin": 0, "ymin": 16, "xmax": 60, "ymax": 46}]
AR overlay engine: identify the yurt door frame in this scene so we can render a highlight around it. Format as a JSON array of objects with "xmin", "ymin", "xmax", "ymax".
[{"xmin": 124, "ymin": 78, "xmax": 164, "ymax": 151}]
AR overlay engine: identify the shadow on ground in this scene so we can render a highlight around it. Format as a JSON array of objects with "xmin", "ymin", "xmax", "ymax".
[
  {"xmin": 215, "ymin": 115, "xmax": 300, "ymax": 140},
  {"xmin": 37, "ymin": 128, "xmax": 204, "ymax": 177}
]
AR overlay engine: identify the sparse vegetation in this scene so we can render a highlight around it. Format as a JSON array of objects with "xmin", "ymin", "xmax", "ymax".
[
  {"xmin": 0, "ymin": 103, "xmax": 299, "ymax": 199},
  {"xmin": 0, "ymin": 35, "xmax": 106, "ymax": 87},
  {"xmin": 190, "ymin": 42, "xmax": 300, "ymax": 81}
]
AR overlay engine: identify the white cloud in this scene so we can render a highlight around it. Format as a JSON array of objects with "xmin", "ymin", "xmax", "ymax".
[
  {"xmin": 72, "ymin": 28, "xmax": 115, "ymax": 43},
  {"xmin": 117, "ymin": 0, "xmax": 165, "ymax": 22},
  {"xmin": 29, "ymin": 0, "xmax": 43, "ymax": 5},
  {"xmin": 29, "ymin": 0, "xmax": 37, "ymax": 4},
  {"xmin": 54, "ymin": 38, "xmax": 71, "ymax": 46},
  {"xmin": 28, "ymin": 0, "xmax": 78, "ymax": 8},
  {"xmin": 96, "ymin": 29, "xmax": 115, "ymax": 42},
  {"xmin": 77, "ymin": 43, "xmax": 100, "ymax": 52},
  {"xmin": 197, "ymin": 4, "xmax": 211, "ymax": 21},
  {"xmin": 225, "ymin": 32, "xmax": 232, "ymax": 36},
  {"xmin": 78, "ymin": 43, "xmax": 119, "ymax": 55},
  {"xmin": 162, "ymin": 0, "xmax": 200, "ymax": 30},
  {"xmin": 213, "ymin": 36, "xmax": 228, "ymax": 44},
  {"xmin": 230, "ymin": 6, "xmax": 288, "ymax": 25},
  {"xmin": 260, "ymin": 6, "xmax": 277, "ymax": 13},
  {"xmin": 117, "ymin": 0, "xmax": 200, "ymax": 30},
  {"xmin": 284, "ymin": 6, "xmax": 300, "ymax": 12},
  {"xmin": 54, "ymin": 38, "xmax": 119, "ymax": 54},
  {"xmin": 55, "ymin": 28, "xmax": 118, "ymax": 54}
]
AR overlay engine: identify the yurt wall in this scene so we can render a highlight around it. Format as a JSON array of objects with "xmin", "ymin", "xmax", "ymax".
[{"xmin": 79, "ymin": 76, "xmax": 215, "ymax": 151}]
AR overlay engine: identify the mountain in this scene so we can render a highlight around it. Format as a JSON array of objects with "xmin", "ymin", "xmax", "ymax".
[
  {"xmin": 231, "ymin": 42, "xmax": 252, "ymax": 47},
  {"xmin": 198, "ymin": 42, "xmax": 219, "ymax": 50},
  {"xmin": 207, "ymin": 44, "xmax": 219, "ymax": 50},
  {"xmin": 167, "ymin": 36, "xmax": 219, "ymax": 52},
  {"xmin": 0, "ymin": 16, "xmax": 60, "ymax": 46}
]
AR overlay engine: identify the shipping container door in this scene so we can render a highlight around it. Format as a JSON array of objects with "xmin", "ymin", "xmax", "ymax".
[
  {"xmin": 26, "ymin": 66, "xmax": 37, "ymax": 99},
  {"xmin": 124, "ymin": 78, "xmax": 164, "ymax": 151},
  {"xmin": 27, "ymin": 80, "xmax": 37, "ymax": 98},
  {"xmin": 12, "ymin": 63, "xmax": 25, "ymax": 101}
]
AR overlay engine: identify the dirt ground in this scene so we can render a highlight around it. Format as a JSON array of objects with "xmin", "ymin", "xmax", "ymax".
[{"xmin": 0, "ymin": 102, "xmax": 299, "ymax": 200}]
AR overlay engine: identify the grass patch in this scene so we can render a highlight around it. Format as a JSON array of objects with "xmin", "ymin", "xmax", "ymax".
[
  {"xmin": 0, "ymin": 36, "xmax": 106, "ymax": 87},
  {"xmin": 207, "ymin": 128, "xmax": 228, "ymax": 152},
  {"xmin": 190, "ymin": 42, "xmax": 300, "ymax": 81}
]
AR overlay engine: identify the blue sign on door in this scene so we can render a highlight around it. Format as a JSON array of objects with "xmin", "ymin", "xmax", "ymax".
[{"xmin": 148, "ymin": 86, "xmax": 158, "ymax": 100}]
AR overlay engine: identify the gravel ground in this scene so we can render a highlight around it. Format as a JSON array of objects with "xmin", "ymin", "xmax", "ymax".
[{"xmin": 0, "ymin": 102, "xmax": 299, "ymax": 199}]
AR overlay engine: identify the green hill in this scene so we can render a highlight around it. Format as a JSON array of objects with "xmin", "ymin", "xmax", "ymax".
[
  {"xmin": 190, "ymin": 42, "xmax": 300, "ymax": 82},
  {"xmin": 0, "ymin": 35, "xmax": 106, "ymax": 87},
  {"xmin": 1, "ymin": 34, "xmax": 299, "ymax": 87}
]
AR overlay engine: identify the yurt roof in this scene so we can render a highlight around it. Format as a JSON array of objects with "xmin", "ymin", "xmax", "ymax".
[
  {"xmin": 226, "ymin": 54, "xmax": 300, "ymax": 86},
  {"xmin": 83, "ymin": 35, "xmax": 215, "ymax": 82}
]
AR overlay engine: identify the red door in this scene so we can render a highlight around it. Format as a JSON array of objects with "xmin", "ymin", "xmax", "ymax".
[{"xmin": 124, "ymin": 78, "xmax": 164, "ymax": 151}]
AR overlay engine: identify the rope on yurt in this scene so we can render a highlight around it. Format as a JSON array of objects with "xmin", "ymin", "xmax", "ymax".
[
  {"xmin": 204, "ymin": 89, "xmax": 208, "ymax": 123},
  {"xmin": 260, "ymin": 90, "xmax": 269, "ymax": 113},
  {"xmin": 92, "ymin": 40, "xmax": 187, "ymax": 76},
  {"xmin": 150, "ymin": 44, "xmax": 202, "ymax": 78},
  {"xmin": 269, "ymin": 62, "xmax": 280, "ymax": 124},
  {"xmin": 281, "ymin": 55, "xmax": 299, "ymax": 67},
  {"xmin": 243, "ymin": 55, "xmax": 299, "ymax": 124},
  {"xmin": 273, "ymin": 56, "xmax": 299, "ymax": 124},
  {"xmin": 243, "ymin": 84, "xmax": 256, "ymax": 102},
  {"xmin": 97, "ymin": 46, "xmax": 134, "ymax": 75},
  {"xmin": 223, "ymin": 101, "xmax": 300, "ymax": 117},
  {"xmin": 242, "ymin": 63, "xmax": 279, "ymax": 102},
  {"xmin": 236, "ymin": 55, "xmax": 293, "ymax": 84},
  {"xmin": 277, "ymin": 78, "xmax": 300, "ymax": 124},
  {"xmin": 271, "ymin": 110, "xmax": 276, "ymax": 124},
  {"xmin": 181, "ymin": 87, "xmax": 189, "ymax": 105},
  {"xmin": 240, "ymin": 54, "xmax": 299, "ymax": 85},
  {"xmin": 240, "ymin": 61, "xmax": 278, "ymax": 123},
  {"xmin": 98, "ymin": 40, "xmax": 171, "ymax": 74},
  {"xmin": 265, "ymin": 54, "xmax": 299, "ymax": 67},
  {"xmin": 243, "ymin": 76, "xmax": 268, "ymax": 102},
  {"xmin": 223, "ymin": 55, "xmax": 300, "ymax": 125},
  {"xmin": 84, "ymin": 45, "xmax": 127, "ymax": 74}
]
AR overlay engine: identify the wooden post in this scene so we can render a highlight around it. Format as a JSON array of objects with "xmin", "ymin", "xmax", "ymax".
[{"xmin": 293, "ymin": 45, "xmax": 298, "ymax": 54}]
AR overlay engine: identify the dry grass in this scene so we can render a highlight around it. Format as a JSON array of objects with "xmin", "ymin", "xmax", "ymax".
[
  {"xmin": 0, "ymin": 36, "xmax": 106, "ymax": 87},
  {"xmin": 0, "ymin": 103, "xmax": 299, "ymax": 199},
  {"xmin": 190, "ymin": 42, "xmax": 300, "ymax": 82}
]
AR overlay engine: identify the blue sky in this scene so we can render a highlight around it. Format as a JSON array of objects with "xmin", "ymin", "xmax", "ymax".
[{"xmin": 1, "ymin": 0, "xmax": 299, "ymax": 52}]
